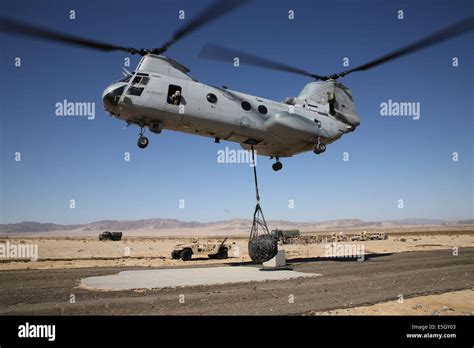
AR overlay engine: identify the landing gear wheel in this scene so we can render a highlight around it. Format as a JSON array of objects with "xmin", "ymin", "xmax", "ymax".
[
  {"xmin": 313, "ymin": 143, "xmax": 326, "ymax": 154},
  {"xmin": 272, "ymin": 161, "xmax": 283, "ymax": 171},
  {"xmin": 137, "ymin": 136, "xmax": 149, "ymax": 149}
]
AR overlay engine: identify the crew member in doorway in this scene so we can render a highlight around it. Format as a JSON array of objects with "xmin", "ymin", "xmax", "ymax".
[{"xmin": 169, "ymin": 90, "xmax": 181, "ymax": 105}]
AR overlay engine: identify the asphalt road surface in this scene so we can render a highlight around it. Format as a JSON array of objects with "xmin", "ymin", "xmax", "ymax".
[{"xmin": 0, "ymin": 248, "xmax": 472, "ymax": 315}]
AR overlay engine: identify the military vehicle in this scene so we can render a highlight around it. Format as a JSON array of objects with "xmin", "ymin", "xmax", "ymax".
[
  {"xmin": 171, "ymin": 238, "xmax": 231, "ymax": 261},
  {"xmin": 368, "ymin": 232, "xmax": 388, "ymax": 240},
  {"xmin": 351, "ymin": 231, "xmax": 368, "ymax": 241},
  {"xmin": 271, "ymin": 229, "xmax": 300, "ymax": 244},
  {"xmin": 98, "ymin": 231, "xmax": 123, "ymax": 241}
]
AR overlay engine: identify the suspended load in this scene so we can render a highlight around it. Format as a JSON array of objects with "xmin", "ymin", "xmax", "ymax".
[{"xmin": 247, "ymin": 144, "xmax": 278, "ymax": 263}]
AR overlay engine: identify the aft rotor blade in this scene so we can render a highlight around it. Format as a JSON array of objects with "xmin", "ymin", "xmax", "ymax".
[
  {"xmin": 199, "ymin": 43, "xmax": 328, "ymax": 80},
  {"xmin": 334, "ymin": 16, "xmax": 474, "ymax": 78},
  {"xmin": 0, "ymin": 17, "xmax": 143, "ymax": 55},
  {"xmin": 152, "ymin": 0, "xmax": 251, "ymax": 55}
]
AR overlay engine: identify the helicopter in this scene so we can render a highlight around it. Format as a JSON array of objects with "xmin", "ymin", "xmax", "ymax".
[{"xmin": 1, "ymin": 2, "xmax": 473, "ymax": 171}]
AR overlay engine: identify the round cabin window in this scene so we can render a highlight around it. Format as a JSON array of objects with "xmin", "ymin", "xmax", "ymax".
[
  {"xmin": 258, "ymin": 105, "xmax": 268, "ymax": 114},
  {"xmin": 206, "ymin": 93, "xmax": 218, "ymax": 104},
  {"xmin": 241, "ymin": 101, "xmax": 251, "ymax": 111}
]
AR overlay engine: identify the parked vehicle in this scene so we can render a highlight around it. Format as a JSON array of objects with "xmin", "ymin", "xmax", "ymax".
[
  {"xmin": 98, "ymin": 231, "xmax": 123, "ymax": 241},
  {"xmin": 171, "ymin": 238, "xmax": 231, "ymax": 261}
]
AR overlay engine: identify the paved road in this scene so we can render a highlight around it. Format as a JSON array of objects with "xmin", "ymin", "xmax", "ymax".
[{"xmin": 0, "ymin": 248, "xmax": 472, "ymax": 315}]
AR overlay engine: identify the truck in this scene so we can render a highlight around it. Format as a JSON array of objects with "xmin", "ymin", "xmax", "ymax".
[
  {"xmin": 368, "ymin": 232, "xmax": 388, "ymax": 240},
  {"xmin": 171, "ymin": 238, "xmax": 232, "ymax": 261},
  {"xmin": 351, "ymin": 231, "xmax": 368, "ymax": 241},
  {"xmin": 271, "ymin": 229, "xmax": 300, "ymax": 244},
  {"xmin": 98, "ymin": 231, "xmax": 123, "ymax": 241}
]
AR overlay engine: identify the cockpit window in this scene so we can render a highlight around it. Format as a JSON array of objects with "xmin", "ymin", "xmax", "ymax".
[
  {"xmin": 132, "ymin": 76, "xmax": 141, "ymax": 84},
  {"xmin": 112, "ymin": 85, "xmax": 126, "ymax": 96},
  {"xmin": 127, "ymin": 86, "xmax": 144, "ymax": 96},
  {"xmin": 131, "ymin": 76, "xmax": 150, "ymax": 86}
]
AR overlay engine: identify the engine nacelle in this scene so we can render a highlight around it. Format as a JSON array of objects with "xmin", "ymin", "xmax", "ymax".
[{"xmin": 265, "ymin": 111, "xmax": 323, "ymax": 141}]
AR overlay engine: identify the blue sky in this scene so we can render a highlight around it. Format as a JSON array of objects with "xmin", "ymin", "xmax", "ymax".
[{"xmin": 0, "ymin": 0, "xmax": 473, "ymax": 224}]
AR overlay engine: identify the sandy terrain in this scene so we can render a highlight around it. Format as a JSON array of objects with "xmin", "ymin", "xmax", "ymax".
[
  {"xmin": 310, "ymin": 289, "xmax": 474, "ymax": 316},
  {"xmin": 0, "ymin": 231, "xmax": 472, "ymax": 270}
]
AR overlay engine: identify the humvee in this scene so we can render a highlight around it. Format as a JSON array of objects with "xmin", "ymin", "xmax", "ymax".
[
  {"xmin": 351, "ymin": 231, "xmax": 368, "ymax": 241},
  {"xmin": 98, "ymin": 231, "xmax": 122, "ymax": 241},
  {"xmin": 171, "ymin": 238, "xmax": 231, "ymax": 261},
  {"xmin": 368, "ymin": 232, "xmax": 388, "ymax": 240}
]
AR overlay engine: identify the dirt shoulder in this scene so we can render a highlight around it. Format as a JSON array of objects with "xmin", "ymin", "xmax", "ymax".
[{"xmin": 309, "ymin": 289, "xmax": 474, "ymax": 316}]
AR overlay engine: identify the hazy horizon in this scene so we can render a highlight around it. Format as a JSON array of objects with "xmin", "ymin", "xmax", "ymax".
[{"xmin": 1, "ymin": 215, "xmax": 472, "ymax": 226}]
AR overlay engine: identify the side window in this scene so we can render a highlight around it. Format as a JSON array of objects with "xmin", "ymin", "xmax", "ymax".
[
  {"xmin": 167, "ymin": 85, "xmax": 182, "ymax": 105},
  {"xmin": 241, "ymin": 101, "xmax": 251, "ymax": 111},
  {"xmin": 206, "ymin": 93, "xmax": 218, "ymax": 104}
]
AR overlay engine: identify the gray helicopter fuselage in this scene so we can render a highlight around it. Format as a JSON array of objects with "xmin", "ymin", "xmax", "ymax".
[{"xmin": 102, "ymin": 54, "xmax": 360, "ymax": 157}]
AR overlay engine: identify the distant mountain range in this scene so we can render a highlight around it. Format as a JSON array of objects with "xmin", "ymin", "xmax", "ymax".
[{"xmin": 0, "ymin": 218, "xmax": 472, "ymax": 234}]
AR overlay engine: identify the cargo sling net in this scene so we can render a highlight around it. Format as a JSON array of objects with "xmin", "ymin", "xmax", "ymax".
[{"xmin": 248, "ymin": 145, "xmax": 278, "ymax": 263}]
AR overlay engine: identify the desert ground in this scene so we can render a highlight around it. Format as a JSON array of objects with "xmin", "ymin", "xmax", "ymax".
[
  {"xmin": 0, "ymin": 229, "xmax": 472, "ymax": 270},
  {"xmin": 309, "ymin": 289, "xmax": 474, "ymax": 316},
  {"xmin": 0, "ymin": 228, "xmax": 472, "ymax": 315}
]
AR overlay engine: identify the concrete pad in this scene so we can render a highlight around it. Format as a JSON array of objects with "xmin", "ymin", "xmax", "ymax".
[
  {"xmin": 263, "ymin": 250, "xmax": 286, "ymax": 268},
  {"xmin": 80, "ymin": 266, "xmax": 319, "ymax": 291}
]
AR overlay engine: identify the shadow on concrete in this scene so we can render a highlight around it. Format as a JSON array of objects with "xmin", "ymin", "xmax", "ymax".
[
  {"xmin": 287, "ymin": 252, "xmax": 393, "ymax": 265},
  {"xmin": 181, "ymin": 257, "xmax": 245, "ymax": 263},
  {"xmin": 226, "ymin": 260, "xmax": 258, "ymax": 267},
  {"xmin": 193, "ymin": 253, "xmax": 393, "ymax": 268}
]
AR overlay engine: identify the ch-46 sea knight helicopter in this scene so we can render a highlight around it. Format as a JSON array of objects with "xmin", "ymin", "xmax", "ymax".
[{"xmin": 1, "ymin": 2, "xmax": 473, "ymax": 171}]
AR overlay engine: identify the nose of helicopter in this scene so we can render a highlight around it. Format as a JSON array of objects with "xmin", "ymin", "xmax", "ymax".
[
  {"xmin": 102, "ymin": 90, "xmax": 115, "ymax": 112},
  {"xmin": 102, "ymin": 83, "xmax": 126, "ymax": 113}
]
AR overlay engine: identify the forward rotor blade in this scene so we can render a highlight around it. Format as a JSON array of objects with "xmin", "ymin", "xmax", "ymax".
[
  {"xmin": 152, "ymin": 0, "xmax": 251, "ymax": 54},
  {"xmin": 199, "ymin": 43, "xmax": 328, "ymax": 80},
  {"xmin": 334, "ymin": 16, "xmax": 474, "ymax": 78},
  {"xmin": 0, "ymin": 17, "xmax": 143, "ymax": 54}
]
